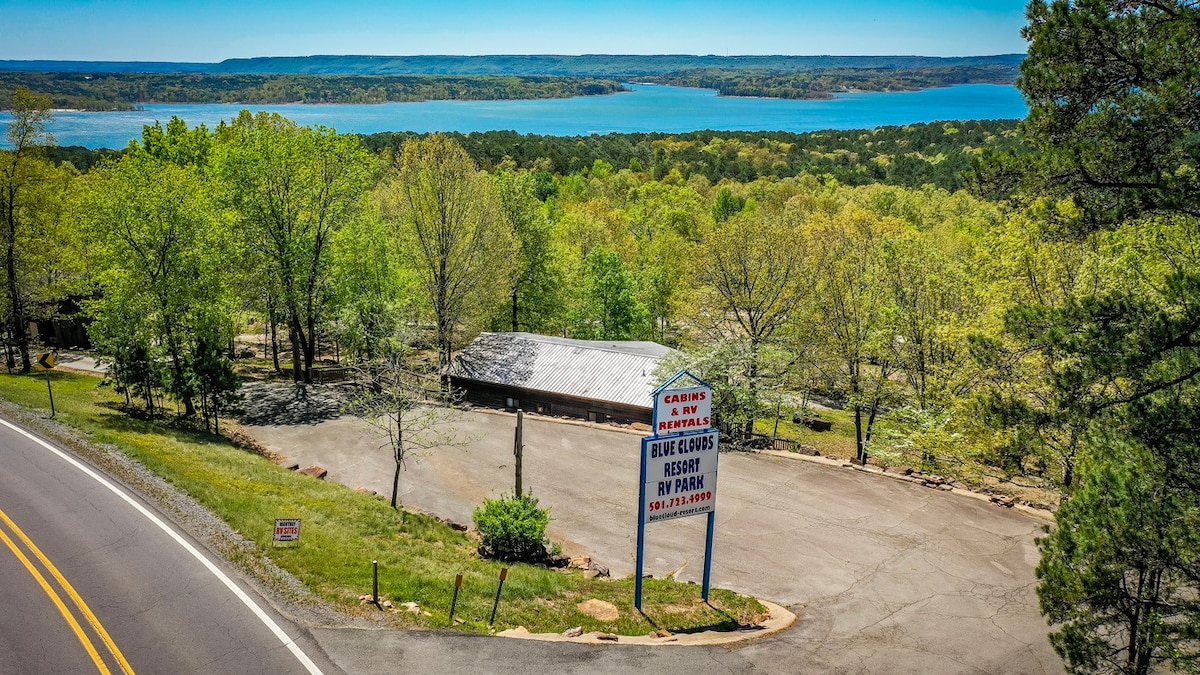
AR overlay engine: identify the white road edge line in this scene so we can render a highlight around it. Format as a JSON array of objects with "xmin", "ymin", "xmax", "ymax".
[{"xmin": 0, "ymin": 417, "xmax": 325, "ymax": 675}]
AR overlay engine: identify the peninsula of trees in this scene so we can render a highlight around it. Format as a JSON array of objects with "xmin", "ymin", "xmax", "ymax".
[
  {"xmin": 0, "ymin": 72, "xmax": 625, "ymax": 111},
  {"xmin": 644, "ymin": 65, "xmax": 1018, "ymax": 99}
]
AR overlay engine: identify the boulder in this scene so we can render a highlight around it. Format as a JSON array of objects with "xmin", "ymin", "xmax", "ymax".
[
  {"xmin": 297, "ymin": 465, "xmax": 328, "ymax": 479},
  {"xmin": 576, "ymin": 599, "xmax": 619, "ymax": 622}
]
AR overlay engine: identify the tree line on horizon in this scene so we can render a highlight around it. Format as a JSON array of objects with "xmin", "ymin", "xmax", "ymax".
[{"xmin": 0, "ymin": 71, "xmax": 625, "ymax": 111}]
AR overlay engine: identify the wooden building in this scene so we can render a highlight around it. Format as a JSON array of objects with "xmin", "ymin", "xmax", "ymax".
[{"xmin": 447, "ymin": 332, "xmax": 673, "ymax": 424}]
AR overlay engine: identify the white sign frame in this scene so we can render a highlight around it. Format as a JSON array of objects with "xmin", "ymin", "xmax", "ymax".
[
  {"xmin": 273, "ymin": 518, "xmax": 301, "ymax": 542},
  {"xmin": 642, "ymin": 429, "xmax": 719, "ymax": 523}
]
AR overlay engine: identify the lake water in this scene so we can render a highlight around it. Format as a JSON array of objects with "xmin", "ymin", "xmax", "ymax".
[{"xmin": 4, "ymin": 83, "xmax": 1027, "ymax": 149}]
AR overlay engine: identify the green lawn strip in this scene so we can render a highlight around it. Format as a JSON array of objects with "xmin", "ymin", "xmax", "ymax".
[{"xmin": 0, "ymin": 371, "xmax": 765, "ymax": 635}]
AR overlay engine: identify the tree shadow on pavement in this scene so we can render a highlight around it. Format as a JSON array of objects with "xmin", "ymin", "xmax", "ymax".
[{"xmin": 237, "ymin": 380, "xmax": 355, "ymax": 426}]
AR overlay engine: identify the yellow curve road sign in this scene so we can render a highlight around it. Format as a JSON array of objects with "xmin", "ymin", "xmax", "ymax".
[{"xmin": 36, "ymin": 352, "xmax": 55, "ymax": 370}]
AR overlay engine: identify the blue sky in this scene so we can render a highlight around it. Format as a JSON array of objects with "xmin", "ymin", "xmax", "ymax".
[{"xmin": 0, "ymin": 0, "xmax": 1029, "ymax": 62}]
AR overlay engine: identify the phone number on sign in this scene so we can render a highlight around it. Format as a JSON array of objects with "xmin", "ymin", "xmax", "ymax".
[{"xmin": 648, "ymin": 492, "xmax": 713, "ymax": 512}]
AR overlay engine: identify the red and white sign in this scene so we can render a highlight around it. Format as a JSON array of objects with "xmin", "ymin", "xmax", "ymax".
[
  {"xmin": 653, "ymin": 385, "xmax": 712, "ymax": 436},
  {"xmin": 273, "ymin": 518, "xmax": 301, "ymax": 542}
]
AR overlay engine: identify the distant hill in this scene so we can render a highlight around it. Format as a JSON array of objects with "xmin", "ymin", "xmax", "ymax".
[
  {"xmin": 1, "ymin": 54, "xmax": 1024, "ymax": 77},
  {"xmin": 0, "ymin": 60, "xmax": 211, "ymax": 73},
  {"xmin": 206, "ymin": 54, "xmax": 1025, "ymax": 77}
]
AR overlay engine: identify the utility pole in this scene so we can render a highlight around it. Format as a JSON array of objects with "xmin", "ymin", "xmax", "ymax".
[{"xmin": 513, "ymin": 409, "xmax": 524, "ymax": 496}]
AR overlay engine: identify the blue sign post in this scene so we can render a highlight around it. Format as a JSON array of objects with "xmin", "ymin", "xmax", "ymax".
[{"xmin": 635, "ymin": 370, "xmax": 719, "ymax": 611}]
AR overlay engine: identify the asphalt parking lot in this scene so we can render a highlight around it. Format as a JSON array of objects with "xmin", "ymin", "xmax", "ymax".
[{"xmin": 241, "ymin": 383, "xmax": 1061, "ymax": 673}]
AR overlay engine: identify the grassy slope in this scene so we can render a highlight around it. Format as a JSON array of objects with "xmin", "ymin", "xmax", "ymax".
[
  {"xmin": 0, "ymin": 370, "xmax": 763, "ymax": 635},
  {"xmin": 756, "ymin": 408, "xmax": 861, "ymax": 459}
]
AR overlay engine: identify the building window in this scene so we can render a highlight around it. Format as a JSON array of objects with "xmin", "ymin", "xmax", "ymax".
[
  {"xmin": 536, "ymin": 402, "xmax": 550, "ymax": 414},
  {"xmin": 505, "ymin": 397, "xmax": 520, "ymax": 412},
  {"xmin": 587, "ymin": 411, "xmax": 598, "ymax": 422}
]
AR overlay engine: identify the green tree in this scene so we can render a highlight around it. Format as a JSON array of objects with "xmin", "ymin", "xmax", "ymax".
[
  {"xmin": 1037, "ymin": 430, "xmax": 1200, "ymax": 674},
  {"xmin": 139, "ymin": 116, "xmax": 212, "ymax": 169},
  {"xmin": 329, "ymin": 208, "xmax": 411, "ymax": 362},
  {"xmin": 1011, "ymin": 0, "xmax": 1200, "ymax": 230},
  {"xmin": 573, "ymin": 245, "xmax": 647, "ymax": 340},
  {"xmin": 494, "ymin": 168, "xmax": 563, "ymax": 333},
  {"xmin": 191, "ymin": 335, "xmax": 241, "ymax": 434},
  {"xmin": 806, "ymin": 204, "xmax": 902, "ymax": 464},
  {"xmin": 217, "ymin": 111, "xmax": 375, "ymax": 383},
  {"xmin": 695, "ymin": 203, "xmax": 807, "ymax": 440},
  {"xmin": 998, "ymin": 2, "xmax": 1200, "ymax": 669},
  {"xmin": 0, "ymin": 87, "xmax": 54, "ymax": 373},
  {"xmin": 711, "ymin": 185, "xmax": 746, "ymax": 224},
  {"xmin": 79, "ymin": 151, "xmax": 232, "ymax": 416},
  {"xmin": 378, "ymin": 134, "xmax": 514, "ymax": 367}
]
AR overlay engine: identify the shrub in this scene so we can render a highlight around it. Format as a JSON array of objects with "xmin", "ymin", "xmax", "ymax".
[{"xmin": 472, "ymin": 493, "xmax": 551, "ymax": 563}]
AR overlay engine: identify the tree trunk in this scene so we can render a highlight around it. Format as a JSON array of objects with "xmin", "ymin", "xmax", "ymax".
[
  {"xmin": 288, "ymin": 321, "xmax": 303, "ymax": 383},
  {"xmin": 144, "ymin": 370, "xmax": 154, "ymax": 414},
  {"xmin": 511, "ymin": 288, "xmax": 519, "ymax": 332},
  {"xmin": 854, "ymin": 404, "xmax": 866, "ymax": 464},
  {"xmin": 306, "ymin": 313, "xmax": 317, "ymax": 383},
  {"xmin": 865, "ymin": 398, "xmax": 880, "ymax": 450},
  {"xmin": 850, "ymin": 360, "xmax": 867, "ymax": 464},
  {"xmin": 119, "ymin": 360, "xmax": 131, "ymax": 406},
  {"xmin": 390, "ymin": 462, "xmax": 401, "ymax": 510},
  {"xmin": 4, "ymin": 213, "xmax": 30, "ymax": 374},
  {"xmin": 161, "ymin": 317, "xmax": 195, "ymax": 417},
  {"xmin": 745, "ymin": 339, "xmax": 760, "ymax": 443},
  {"xmin": 200, "ymin": 382, "xmax": 210, "ymax": 432},
  {"xmin": 269, "ymin": 317, "xmax": 281, "ymax": 373}
]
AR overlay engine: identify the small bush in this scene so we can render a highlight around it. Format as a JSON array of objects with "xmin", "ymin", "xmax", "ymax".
[{"xmin": 472, "ymin": 493, "xmax": 551, "ymax": 563}]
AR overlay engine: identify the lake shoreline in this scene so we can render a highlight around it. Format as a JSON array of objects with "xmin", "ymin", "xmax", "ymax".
[{"xmin": 2, "ymin": 83, "xmax": 1029, "ymax": 150}]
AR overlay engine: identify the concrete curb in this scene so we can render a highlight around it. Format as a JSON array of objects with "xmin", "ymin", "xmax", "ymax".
[
  {"xmin": 758, "ymin": 449, "xmax": 1057, "ymax": 523},
  {"xmin": 463, "ymin": 405, "xmax": 650, "ymax": 436},
  {"xmin": 495, "ymin": 599, "xmax": 796, "ymax": 646}
]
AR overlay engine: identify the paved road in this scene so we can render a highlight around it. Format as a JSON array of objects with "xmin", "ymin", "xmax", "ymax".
[
  {"xmin": 242, "ymin": 384, "xmax": 1062, "ymax": 673},
  {"xmin": 0, "ymin": 417, "xmax": 337, "ymax": 674}
]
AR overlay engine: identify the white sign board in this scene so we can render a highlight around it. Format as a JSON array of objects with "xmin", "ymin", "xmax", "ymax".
[
  {"xmin": 653, "ymin": 385, "xmax": 713, "ymax": 436},
  {"xmin": 273, "ymin": 518, "xmax": 301, "ymax": 542},
  {"xmin": 642, "ymin": 430, "xmax": 719, "ymax": 523}
]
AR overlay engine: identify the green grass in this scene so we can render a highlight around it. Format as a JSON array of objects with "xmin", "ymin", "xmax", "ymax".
[
  {"xmin": 0, "ymin": 370, "xmax": 765, "ymax": 635},
  {"xmin": 756, "ymin": 408, "xmax": 861, "ymax": 459}
]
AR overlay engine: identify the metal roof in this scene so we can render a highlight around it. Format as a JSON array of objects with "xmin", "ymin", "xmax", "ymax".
[{"xmin": 447, "ymin": 332, "xmax": 673, "ymax": 409}]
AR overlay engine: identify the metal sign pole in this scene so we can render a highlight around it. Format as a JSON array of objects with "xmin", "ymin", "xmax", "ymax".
[
  {"xmin": 45, "ymin": 368, "xmax": 55, "ymax": 418},
  {"xmin": 635, "ymin": 437, "xmax": 648, "ymax": 611},
  {"xmin": 514, "ymin": 409, "xmax": 524, "ymax": 496},
  {"xmin": 702, "ymin": 510, "xmax": 715, "ymax": 601}
]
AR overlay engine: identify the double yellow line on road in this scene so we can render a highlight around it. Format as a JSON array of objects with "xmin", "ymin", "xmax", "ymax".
[{"xmin": 0, "ymin": 505, "xmax": 135, "ymax": 674}]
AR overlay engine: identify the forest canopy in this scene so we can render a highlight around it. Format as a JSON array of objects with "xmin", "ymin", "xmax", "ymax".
[{"xmin": 0, "ymin": 72, "xmax": 626, "ymax": 111}]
